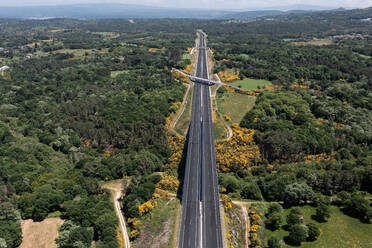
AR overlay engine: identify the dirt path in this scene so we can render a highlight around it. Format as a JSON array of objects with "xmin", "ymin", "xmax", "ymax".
[
  {"xmin": 103, "ymin": 181, "xmax": 130, "ymax": 248},
  {"xmin": 115, "ymin": 190, "xmax": 131, "ymax": 248},
  {"xmin": 170, "ymin": 83, "xmax": 191, "ymax": 129},
  {"xmin": 233, "ymin": 201, "xmax": 250, "ymax": 248}
]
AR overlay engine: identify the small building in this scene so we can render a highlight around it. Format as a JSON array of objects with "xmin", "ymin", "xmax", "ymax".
[{"xmin": 0, "ymin": 66, "xmax": 10, "ymax": 72}]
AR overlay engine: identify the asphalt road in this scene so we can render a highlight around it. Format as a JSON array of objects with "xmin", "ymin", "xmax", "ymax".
[{"xmin": 179, "ymin": 32, "xmax": 223, "ymax": 248}]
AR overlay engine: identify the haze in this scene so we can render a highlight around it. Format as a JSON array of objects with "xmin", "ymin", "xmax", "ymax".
[{"xmin": 1, "ymin": 0, "xmax": 371, "ymax": 9}]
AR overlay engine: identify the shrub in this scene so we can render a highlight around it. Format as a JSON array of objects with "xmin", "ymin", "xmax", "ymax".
[
  {"xmin": 242, "ymin": 182, "xmax": 263, "ymax": 200},
  {"xmin": 316, "ymin": 204, "xmax": 331, "ymax": 222},
  {"xmin": 288, "ymin": 224, "xmax": 308, "ymax": 245},
  {"xmin": 306, "ymin": 223, "xmax": 320, "ymax": 241},
  {"xmin": 283, "ymin": 182, "xmax": 314, "ymax": 207},
  {"xmin": 286, "ymin": 208, "xmax": 303, "ymax": 226},
  {"xmin": 265, "ymin": 212, "xmax": 282, "ymax": 231},
  {"xmin": 268, "ymin": 236, "xmax": 282, "ymax": 248}
]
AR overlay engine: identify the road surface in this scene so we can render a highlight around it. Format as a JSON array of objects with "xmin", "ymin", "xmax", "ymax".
[{"xmin": 178, "ymin": 31, "xmax": 223, "ymax": 248}]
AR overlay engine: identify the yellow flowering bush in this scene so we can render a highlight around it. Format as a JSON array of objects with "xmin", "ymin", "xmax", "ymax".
[
  {"xmin": 138, "ymin": 200, "xmax": 154, "ymax": 216},
  {"xmin": 216, "ymin": 125, "xmax": 261, "ymax": 172},
  {"xmin": 218, "ymin": 69, "xmax": 240, "ymax": 82},
  {"xmin": 156, "ymin": 174, "xmax": 180, "ymax": 192}
]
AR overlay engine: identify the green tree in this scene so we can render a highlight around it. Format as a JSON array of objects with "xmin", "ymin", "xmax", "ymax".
[
  {"xmin": 344, "ymin": 192, "xmax": 372, "ymax": 222},
  {"xmin": 94, "ymin": 212, "xmax": 118, "ymax": 241},
  {"xmin": 0, "ymin": 202, "xmax": 22, "ymax": 248},
  {"xmin": 220, "ymin": 174, "xmax": 240, "ymax": 193},
  {"xmin": 0, "ymin": 220, "xmax": 22, "ymax": 248},
  {"xmin": 56, "ymin": 221, "xmax": 93, "ymax": 248},
  {"xmin": 306, "ymin": 223, "xmax": 320, "ymax": 241},
  {"xmin": 286, "ymin": 208, "xmax": 303, "ymax": 226},
  {"xmin": 267, "ymin": 203, "xmax": 283, "ymax": 215},
  {"xmin": 241, "ymin": 182, "xmax": 262, "ymax": 200},
  {"xmin": 266, "ymin": 212, "xmax": 282, "ymax": 231},
  {"xmin": 316, "ymin": 204, "xmax": 331, "ymax": 222},
  {"xmin": 268, "ymin": 236, "xmax": 282, "ymax": 248},
  {"xmin": 0, "ymin": 238, "xmax": 7, "ymax": 248},
  {"xmin": 288, "ymin": 224, "xmax": 308, "ymax": 245},
  {"xmin": 283, "ymin": 182, "xmax": 314, "ymax": 206}
]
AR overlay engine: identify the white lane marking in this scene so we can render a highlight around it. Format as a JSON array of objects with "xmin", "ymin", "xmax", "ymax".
[
  {"xmin": 201, "ymin": 86, "xmax": 203, "ymax": 109},
  {"xmin": 204, "ymin": 37, "xmax": 209, "ymax": 80},
  {"xmin": 200, "ymin": 202, "xmax": 203, "ymax": 248}
]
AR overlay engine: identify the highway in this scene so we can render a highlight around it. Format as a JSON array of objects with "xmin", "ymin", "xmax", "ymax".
[{"xmin": 178, "ymin": 31, "xmax": 223, "ymax": 248}]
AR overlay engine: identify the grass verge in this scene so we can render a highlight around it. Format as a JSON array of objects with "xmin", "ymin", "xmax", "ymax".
[
  {"xmin": 133, "ymin": 198, "xmax": 180, "ymax": 248},
  {"xmin": 216, "ymin": 91, "xmax": 256, "ymax": 125},
  {"xmin": 175, "ymin": 84, "xmax": 194, "ymax": 135}
]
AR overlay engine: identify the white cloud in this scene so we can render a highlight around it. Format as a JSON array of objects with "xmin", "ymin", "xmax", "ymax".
[{"xmin": 1, "ymin": 0, "xmax": 371, "ymax": 9}]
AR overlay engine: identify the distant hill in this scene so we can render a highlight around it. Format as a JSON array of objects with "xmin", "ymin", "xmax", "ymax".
[
  {"xmin": 0, "ymin": 4, "xmax": 234, "ymax": 19},
  {"xmin": 260, "ymin": 4, "xmax": 346, "ymax": 11},
  {"xmin": 221, "ymin": 10, "xmax": 311, "ymax": 19},
  {"xmin": 0, "ymin": 3, "xmax": 367, "ymax": 20}
]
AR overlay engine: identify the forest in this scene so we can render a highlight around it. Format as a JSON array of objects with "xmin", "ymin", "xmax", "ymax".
[
  {"xmin": 0, "ymin": 6, "xmax": 371, "ymax": 248},
  {"xmin": 0, "ymin": 18, "xmax": 192, "ymax": 248},
  {"xmin": 208, "ymin": 7, "xmax": 372, "ymax": 248}
]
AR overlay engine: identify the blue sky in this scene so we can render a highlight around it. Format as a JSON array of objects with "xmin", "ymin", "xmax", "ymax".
[{"xmin": 1, "ymin": 0, "xmax": 371, "ymax": 9}]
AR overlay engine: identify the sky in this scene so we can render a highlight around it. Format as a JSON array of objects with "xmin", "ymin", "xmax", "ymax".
[{"xmin": 0, "ymin": 0, "xmax": 371, "ymax": 9}]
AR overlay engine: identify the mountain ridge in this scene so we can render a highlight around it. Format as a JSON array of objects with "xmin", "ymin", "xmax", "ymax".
[{"xmin": 0, "ymin": 3, "xmax": 367, "ymax": 19}]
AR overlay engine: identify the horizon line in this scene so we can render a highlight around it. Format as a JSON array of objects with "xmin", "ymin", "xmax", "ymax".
[{"xmin": 0, "ymin": 3, "xmax": 364, "ymax": 11}]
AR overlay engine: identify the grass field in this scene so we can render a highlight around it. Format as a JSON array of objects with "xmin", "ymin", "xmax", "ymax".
[
  {"xmin": 36, "ymin": 48, "xmax": 109, "ymax": 59},
  {"xmin": 357, "ymin": 53, "xmax": 372, "ymax": 59},
  {"xmin": 266, "ymin": 206, "xmax": 372, "ymax": 248},
  {"xmin": 213, "ymin": 120, "xmax": 227, "ymax": 140},
  {"xmin": 134, "ymin": 199, "xmax": 180, "ymax": 248},
  {"xmin": 217, "ymin": 91, "xmax": 256, "ymax": 125},
  {"xmin": 291, "ymin": 39, "xmax": 333, "ymax": 46},
  {"xmin": 111, "ymin": 70, "xmax": 129, "ymax": 78},
  {"xmin": 230, "ymin": 78, "xmax": 272, "ymax": 91},
  {"xmin": 92, "ymin": 32, "xmax": 120, "ymax": 38},
  {"xmin": 282, "ymin": 38, "xmax": 297, "ymax": 42},
  {"xmin": 175, "ymin": 84, "xmax": 193, "ymax": 135}
]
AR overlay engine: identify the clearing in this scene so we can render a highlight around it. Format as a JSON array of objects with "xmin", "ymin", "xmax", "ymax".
[
  {"xmin": 35, "ymin": 48, "xmax": 109, "ymax": 59},
  {"xmin": 266, "ymin": 205, "xmax": 372, "ymax": 248},
  {"xmin": 291, "ymin": 38, "xmax": 333, "ymax": 46},
  {"xmin": 111, "ymin": 70, "xmax": 129, "ymax": 78},
  {"xmin": 20, "ymin": 217, "xmax": 64, "ymax": 248},
  {"xmin": 217, "ymin": 91, "xmax": 256, "ymax": 125},
  {"xmin": 229, "ymin": 78, "xmax": 272, "ymax": 91}
]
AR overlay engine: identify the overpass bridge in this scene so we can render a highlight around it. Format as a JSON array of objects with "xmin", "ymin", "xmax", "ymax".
[{"xmin": 172, "ymin": 68, "xmax": 244, "ymax": 92}]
